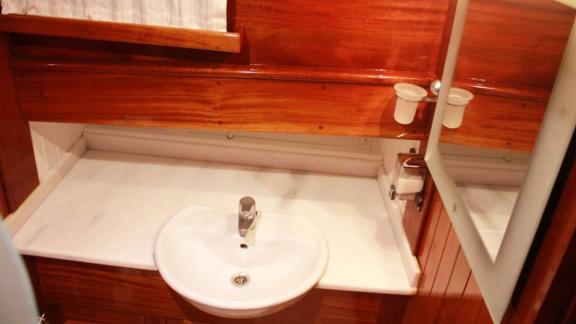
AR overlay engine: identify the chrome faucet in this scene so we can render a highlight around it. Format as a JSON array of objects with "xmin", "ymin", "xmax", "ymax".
[{"xmin": 238, "ymin": 196, "xmax": 258, "ymax": 238}]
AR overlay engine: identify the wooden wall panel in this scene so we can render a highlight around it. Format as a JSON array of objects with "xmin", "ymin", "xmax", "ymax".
[
  {"xmin": 5, "ymin": 0, "xmax": 571, "ymax": 150},
  {"xmin": 9, "ymin": 0, "xmax": 453, "ymax": 75},
  {"xmin": 435, "ymin": 250, "xmax": 473, "ymax": 322},
  {"xmin": 233, "ymin": 0, "xmax": 450, "ymax": 72},
  {"xmin": 452, "ymin": 277, "xmax": 484, "ymax": 323},
  {"xmin": 455, "ymin": 0, "xmax": 574, "ymax": 91},
  {"xmin": 439, "ymin": 93, "xmax": 546, "ymax": 152},
  {"xmin": 14, "ymin": 68, "xmax": 428, "ymax": 139},
  {"xmin": 28, "ymin": 257, "xmax": 409, "ymax": 324},
  {"xmin": 444, "ymin": 0, "xmax": 574, "ymax": 152},
  {"xmin": 403, "ymin": 190, "xmax": 493, "ymax": 324},
  {"xmin": 0, "ymin": 34, "xmax": 38, "ymax": 215}
]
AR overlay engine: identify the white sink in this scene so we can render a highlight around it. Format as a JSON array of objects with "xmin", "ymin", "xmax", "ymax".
[{"xmin": 154, "ymin": 205, "xmax": 328, "ymax": 318}]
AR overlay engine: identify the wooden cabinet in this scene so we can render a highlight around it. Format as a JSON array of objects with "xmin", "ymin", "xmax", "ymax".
[{"xmin": 26, "ymin": 257, "xmax": 409, "ymax": 324}]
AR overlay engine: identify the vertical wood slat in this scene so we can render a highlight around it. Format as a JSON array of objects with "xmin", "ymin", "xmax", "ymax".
[
  {"xmin": 416, "ymin": 190, "xmax": 443, "ymax": 268},
  {"xmin": 404, "ymin": 197, "xmax": 453, "ymax": 324},
  {"xmin": 453, "ymin": 276, "xmax": 484, "ymax": 323},
  {"xmin": 435, "ymin": 249, "xmax": 473, "ymax": 323},
  {"xmin": 422, "ymin": 227, "xmax": 462, "ymax": 319},
  {"xmin": 419, "ymin": 210, "xmax": 452, "ymax": 295},
  {"xmin": 404, "ymin": 190, "xmax": 493, "ymax": 324}
]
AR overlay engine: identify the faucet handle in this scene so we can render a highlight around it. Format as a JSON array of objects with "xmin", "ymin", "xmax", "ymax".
[{"xmin": 239, "ymin": 196, "xmax": 256, "ymax": 216}]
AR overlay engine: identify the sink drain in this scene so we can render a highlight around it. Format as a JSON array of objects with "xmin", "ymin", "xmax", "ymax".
[{"xmin": 231, "ymin": 273, "xmax": 250, "ymax": 287}]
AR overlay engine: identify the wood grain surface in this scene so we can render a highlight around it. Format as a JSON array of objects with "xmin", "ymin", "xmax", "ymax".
[
  {"xmin": 0, "ymin": 34, "xmax": 38, "ymax": 215},
  {"xmin": 27, "ymin": 257, "xmax": 409, "ymax": 324},
  {"xmin": 0, "ymin": 14, "xmax": 241, "ymax": 53},
  {"xmin": 14, "ymin": 67, "xmax": 429, "ymax": 139},
  {"xmin": 5, "ymin": 0, "xmax": 572, "ymax": 150},
  {"xmin": 403, "ymin": 190, "xmax": 492, "ymax": 324},
  {"xmin": 455, "ymin": 0, "xmax": 574, "ymax": 91},
  {"xmin": 440, "ymin": 92, "xmax": 546, "ymax": 152}
]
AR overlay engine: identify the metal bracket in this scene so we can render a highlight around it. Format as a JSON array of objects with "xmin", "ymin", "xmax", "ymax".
[
  {"xmin": 415, "ymin": 191, "xmax": 425, "ymax": 212},
  {"xmin": 389, "ymin": 184, "xmax": 397, "ymax": 200}
]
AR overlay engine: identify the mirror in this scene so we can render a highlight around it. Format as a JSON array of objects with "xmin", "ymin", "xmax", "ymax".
[
  {"xmin": 426, "ymin": 0, "xmax": 576, "ymax": 322},
  {"xmin": 438, "ymin": 0, "xmax": 574, "ymax": 261}
]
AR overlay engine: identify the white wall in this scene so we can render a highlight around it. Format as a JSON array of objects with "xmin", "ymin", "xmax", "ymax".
[
  {"xmin": 28, "ymin": 123, "xmax": 421, "ymax": 180},
  {"xmin": 29, "ymin": 122, "xmax": 85, "ymax": 182}
]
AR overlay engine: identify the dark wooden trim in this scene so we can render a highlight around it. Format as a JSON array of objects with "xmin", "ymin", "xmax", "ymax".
[
  {"xmin": 506, "ymin": 133, "xmax": 576, "ymax": 324},
  {"xmin": 13, "ymin": 59, "xmax": 435, "ymax": 86},
  {"xmin": 0, "ymin": 33, "xmax": 38, "ymax": 215},
  {"xmin": 26, "ymin": 256, "xmax": 409, "ymax": 324},
  {"xmin": 0, "ymin": 174, "xmax": 8, "ymax": 217},
  {"xmin": 0, "ymin": 14, "xmax": 241, "ymax": 53},
  {"xmin": 458, "ymin": 82, "xmax": 551, "ymax": 104}
]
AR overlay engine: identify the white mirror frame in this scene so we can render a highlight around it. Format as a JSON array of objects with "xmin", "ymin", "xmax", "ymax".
[{"xmin": 424, "ymin": 0, "xmax": 576, "ymax": 322}]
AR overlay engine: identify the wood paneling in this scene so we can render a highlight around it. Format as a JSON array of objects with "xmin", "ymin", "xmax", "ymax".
[
  {"xmin": 443, "ymin": 0, "xmax": 574, "ymax": 152},
  {"xmin": 0, "ymin": 15, "xmax": 241, "ymax": 53},
  {"xmin": 14, "ymin": 67, "xmax": 429, "ymax": 139},
  {"xmin": 9, "ymin": 0, "xmax": 454, "ymax": 74},
  {"xmin": 233, "ymin": 0, "xmax": 450, "ymax": 72},
  {"xmin": 0, "ymin": 34, "xmax": 39, "ymax": 215},
  {"xmin": 440, "ymin": 92, "xmax": 546, "ymax": 152},
  {"xmin": 0, "ymin": 0, "xmax": 455, "ymax": 140},
  {"xmin": 453, "ymin": 277, "xmax": 484, "ymax": 324},
  {"xmin": 4, "ymin": 0, "xmax": 570, "ymax": 150},
  {"xmin": 455, "ymin": 0, "xmax": 574, "ymax": 91},
  {"xmin": 404, "ymin": 189, "xmax": 492, "ymax": 324},
  {"xmin": 27, "ymin": 257, "xmax": 409, "ymax": 324}
]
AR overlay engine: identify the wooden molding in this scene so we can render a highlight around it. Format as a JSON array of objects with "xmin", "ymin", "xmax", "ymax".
[
  {"xmin": 13, "ymin": 60, "xmax": 435, "ymax": 87},
  {"xmin": 0, "ymin": 14, "xmax": 241, "ymax": 53}
]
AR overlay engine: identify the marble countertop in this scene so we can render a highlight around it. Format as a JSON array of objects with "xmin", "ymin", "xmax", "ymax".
[
  {"xmin": 13, "ymin": 150, "xmax": 416, "ymax": 295},
  {"xmin": 457, "ymin": 184, "xmax": 519, "ymax": 260}
]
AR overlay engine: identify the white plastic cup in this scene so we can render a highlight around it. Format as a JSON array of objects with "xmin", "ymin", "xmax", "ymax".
[
  {"xmin": 393, "ymin": 83, "xmax": 428, "ymax": 125},
  {"xmin": 443, "ymin": 88, "xmax": 474, "ymax": 129}
]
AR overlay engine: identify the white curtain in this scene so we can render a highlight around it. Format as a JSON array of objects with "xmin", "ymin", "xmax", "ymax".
[{"xmin": 1, "ymin": 0, "xmax": 228, "ymax": 32}]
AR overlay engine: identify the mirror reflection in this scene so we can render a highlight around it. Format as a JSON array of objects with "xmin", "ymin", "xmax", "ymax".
[{"xmin": 438, "ymin": 0, "xmax": 574, "ymax": 261}]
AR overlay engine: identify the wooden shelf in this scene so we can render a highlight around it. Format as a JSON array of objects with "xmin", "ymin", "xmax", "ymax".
[{"xmin": 0, "ymin": 14, "xmax": 241, "ymax": 53}]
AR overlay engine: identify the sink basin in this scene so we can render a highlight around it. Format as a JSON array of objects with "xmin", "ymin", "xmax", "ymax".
[{"xmin": 154, "ymin": 205, "xmax": 328, "ymax": 318}]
